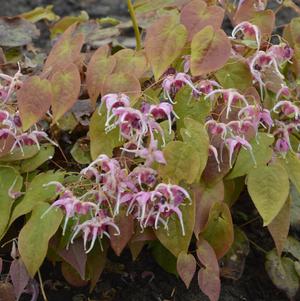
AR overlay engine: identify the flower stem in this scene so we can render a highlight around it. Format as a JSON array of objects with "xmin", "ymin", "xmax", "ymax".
[
  {"xmin": 127, "ymin": 0, "xmax": 142, "ymax": 51},
  {"xmin": 38, "ymin": 270, "xmax": 48, "ymax": 301}
]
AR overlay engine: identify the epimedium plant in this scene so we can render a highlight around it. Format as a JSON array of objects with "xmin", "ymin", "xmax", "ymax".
[{"xmin": 0, "ymin": 0, "xmax": 300, "ymax": 300}]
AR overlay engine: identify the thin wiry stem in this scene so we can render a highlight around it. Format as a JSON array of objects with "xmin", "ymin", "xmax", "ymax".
[{"xmin": 127, "ymin": 0, "xmax": 142, "ymax": 51}]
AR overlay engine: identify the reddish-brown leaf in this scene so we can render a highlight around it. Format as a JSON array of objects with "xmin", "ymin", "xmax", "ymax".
[
  {"xmin": 233, "ymin": 0, "xmax": 258, "ymax": 24},
  {"xmin": 191, "ymin": 25, "xmax": 231, "ymax": 76},
  {"xmin": 193, "ymin": 181, "xmax": 224, "ymax": 237},
  {"xmin": 113, "ymin": 49, "xmax": 149, "ymax": 79},
  {"xmin": 180, "ymin": 0, "xmax": 224, "ymax": 41},
  {"xmin": 17, "ymin": 76, "xmax": 53, "ymax": 131},
  {"xmin": 145, "ymin": 14, "xmax": 187, "ymax": 80},
  {"xmin": 86, "ymin": 45, "xmax": 116, "ymax": 106},
  {"xmin": 51, "ymin": 63, "xmax": 81, "ymax": 122},
  {"xmin": 177, "ymin": 251, "xmax": 196, "ymax": 288},
  {"xmin": 102, "ymin": 72, "xmax": 141, "ymax": 103},
  {"xmin": 0, "ymin": 283, "xmax": 15, "ymax": 301},
  {"xmin": 109, "ymin": 211, "xmax": 134, "ymax": 256},
  {"xmin": 61, "ymin": 261, "xmax": 88, "ymax": 287},
  {"xmin": 9, "ymin": 258, "xmax": 30, "ymax": 300},
  {"xmin": 44, "ymin": 24, "xmax": 84, "ymax": 74},
  {"xmin": 58, "ymin": 239, "xmax": 87, "ymax": 280},
  {"xmin": 197, "ymin": 239, "xmax": 221, "ymax": 301},
  {"xmin": 268, "ymin": 199, "xmax": 291, "ymax": 256},
  {"xmin": 200, "ymin": 202, "xmax": 234, "ymax": 259}
]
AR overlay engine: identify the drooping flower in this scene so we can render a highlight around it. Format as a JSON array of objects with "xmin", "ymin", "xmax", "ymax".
[
  {"xmin": 267, "ymin": 43, "xmax": 294, "ymax": 65},
  {"xmin": 205, "ymin": 89, "xmax": 249, "ymax": 118},
  {"xmin": 273, "ymin": 100, "xmax": 299, "ymax": 119},
  {"xmin": 232, "ymin": 21, "xmax": 261, "ymax": 50}
]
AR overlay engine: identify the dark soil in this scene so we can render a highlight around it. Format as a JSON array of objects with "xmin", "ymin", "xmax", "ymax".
[{"xmin": 2, "ymin": 1, "xmax": 300, "ymax": 300}]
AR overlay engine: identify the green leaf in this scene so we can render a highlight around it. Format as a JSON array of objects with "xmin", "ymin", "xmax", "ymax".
[
  {"xmin": 0, "ymin": 145, "xmax": 39, "ymax": 162},
  {"xmin": 247, "ymin": 163, "xmax": 289, "ymax": 226},
  {"xmin": 151, "ymin": 241, "xmax": 178, "ymax": 275},
  {"xmin": 180, "ymin": 0, "xmax": 224, "ymax": 41},
  {"xmin": 265, "ymin": 249, "xmax": 299, "ymax": 298},
  {"xmin": 181, "ymin": 118, "xmax": 209, "ymax": 181},
  {"xmin": 282, "ymin": 152, "xmax": 300, "ymax": 194},
  {"xmin": 200, "ymin": 202, "xmax": 234, "ymax": 259},
  {"xmin": 89, "ymin": 107, "xmax": 122, "ymax": 160},
  {"xmin": 51, "ymin": 63, "xmax": 81, "ymax": 123},
  {"xmin": 0, "ymin": 166, "xmax": 23, "ymax": 238},
  {"xmin": 18, "ymin": 202, "xmax": 63, "ymax": 277},
  {"xmin": 215, "ymin": 58, "xmax": 253, "ymax": 91},
  {"xmin": 145, "ymin": 14, "xmax": 187, "ymax": 80},
  {"xmin": 191, "ymin": 25, "xmax": 231, "ymax": 76},
  {"xmin": 9, "ymin": 171, "xmax": 64, "ymax": 227},
  {"xmin": 290, "ymin": 183, "xmax": 300, "ymax": 230},
  {"xmin": 20, "ymin": 144, "xmax": 55, "ymax": 173},
  {"xmin": 20, "ymin": 5, "xmax": 59, "ymax": 23},
  {"xmin": 158, "ymin": 141, "xmax": 200, "ymax": 184},
  {"xmin": 17, "ymin": 76, "xmax": 53, "ymax": 131},
  {"xmin": 70, "ymin": 139, "xmax": 91, "ymax": 165},
  {"xmin": 155, "ymin": 198, "xmax": 195, "ymax": 257},
  {"xmin": 174, "ymin": 86, "xmax": 211, "ymax": 131},
  {"xmin": 227, "ymin": 133, "xmax": 274, "ymax": 180}
]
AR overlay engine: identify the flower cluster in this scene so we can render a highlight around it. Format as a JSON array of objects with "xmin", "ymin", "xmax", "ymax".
[
  {"xmin": 43, "ymin": 96, "xmax": 191, "ymax": 253},
  {"xmin": 0, "ymin": 108, "xmax": 56, "ymax": 155}
]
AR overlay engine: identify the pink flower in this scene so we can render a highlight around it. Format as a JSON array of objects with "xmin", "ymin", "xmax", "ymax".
[
  {"xmin": 267, "ymin": 43, "xmax": 293, "ymax": 65},
  {"xmin": 209, "ymin": 145, "xmax": 221, "ymax": 172},
  {"xmin": 100, "ymin": 93, "xmax": 130, "ymax": 126},
  {"xmin": 71, "ymin": 210, "xmax": 120, "ymax": 253},
  {"xmin": 232, "ymin": 21, "xmax": 261, "ymax": 50},
  {"xmin": 149, "ymin": 102, "xmax": 179, "ymax": 134},
  {"xmin": 206, "ymin": 89, "xmax": 248, "ymax": 118},
  {"xmin": 162, "ymin": 72, "xmax": 199, "ymax": 103},
  {"xmin": 273, "ymin": 101, "xmax": 299, "ymax": 119},
  {"xmin": 225, "ymin": 136, "xmax": 255, "ymax": 168},
  {"xmin": 274, "ymin": 137, "xmax": 290, "ymax": 156},
  {"xmin": 205, "ymin": 119, "xmax": 227, "ymax": 138}
]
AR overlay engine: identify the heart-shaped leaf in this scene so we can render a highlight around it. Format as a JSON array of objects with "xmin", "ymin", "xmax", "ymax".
[
  {"xmin": 18, "ymin": 202, "xmax": 63, "ymax": 277},
  {"xmin": 200, "ymin": 202, "xmax": 234, "ymax": 259},
  {"xmin": 177, "ymin": 251, "xmax": 196, "ymax": 288},
  {"xmin": 247, "ymin": 163, "xmax": 289, "ymax": 226},
  {"xmin": 197, "ymin": 239, "xmax": 221, "ymax": 301},
  {"xmin": 180, "ymin": 0, "xmax": 224, "ymax": 41},
  {"xmin": 191, "ymin": 25, "xmax": 231, "ymax": 76},
  {"xmin": 17, "ymin": 76, "xmax": 53, "ymax": 131},
  {"xmin": 51, "ymin": 63, "xmax": 81, "ymax": 122},
  {"xmin": 86, "ymin": 45, "xmax": 116, "ymax": 105},
  {"xmin": 145, "ymin": 14, "xmax": 187, "ymax": 80}
]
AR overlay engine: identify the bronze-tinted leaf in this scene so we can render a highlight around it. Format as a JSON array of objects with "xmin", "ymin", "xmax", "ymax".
[
  {"xmin": 0, "ymin": 17, "xmax": 39, "ymax": 47},
  {"xmin": 51, "ymin": 63, "xmax": 81, "ymax": 122},
  {"xmin": 193, "ymin": 181, "xmax": 224, "ymax": 237},
  {"xmin": 58, "ymin": 239, "xmax": 87, "ymax": 280},
  {"xmin": 145, "ymin": 14, "xmax": 187, "ymax": 80},
  {"xmin": 109, "ymin": 211, "xmax": 134, "ymax": 256},
  {"xmin": 113, "ymin": 49, "xmax": 149, "ymax": 79},
  {"xmin": 86, "ymin": 45, "xmax": 116, "ymax": 105},
  {"xmin": 44, "ymin": 24, "xmax": 84, "ymax": 74},
  {"xmin": 102, "ymin": 72, "xmax": 141, "ymax": 103},
  {"xmin": 197, "ymin": 239, "xmax": 221, "ymax": 301},
  {"xmin": 268, "ymin": 199, "xmax": 291, "ymax": 256},
  {"xmin": 17, "ymin": 76, "xmax": 53, "ymax": 131},
  {"xmin": 191, "ymin": 25, "xmax": 231, "ymax": 76},
  {"xmin": 180, "ymin": 0, "xmax": 224, "ymax": 41},
  {"xmin": 177, "ymin": 251, "xmax": 196, "ymax": 288}
]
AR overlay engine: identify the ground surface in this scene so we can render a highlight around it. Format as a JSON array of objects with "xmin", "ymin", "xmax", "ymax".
[{"xmin": 1, "ymin": 1, "xmax": 299, "ymax": 300}]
